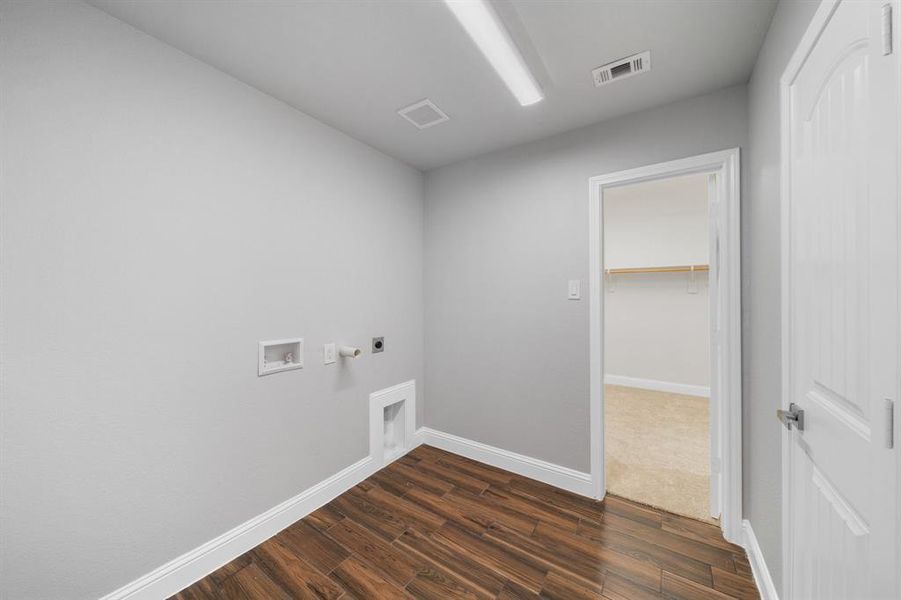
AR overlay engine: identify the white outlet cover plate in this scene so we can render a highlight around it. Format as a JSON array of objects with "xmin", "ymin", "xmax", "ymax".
[{"xmin": 324, "ymin": 342, "xmax": 336, "ymax": 365}]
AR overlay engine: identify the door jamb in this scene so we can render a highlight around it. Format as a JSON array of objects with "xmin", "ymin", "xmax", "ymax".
[{"xmin": 588, "ymin": 148, "xmax": 742, "ymax": 544}]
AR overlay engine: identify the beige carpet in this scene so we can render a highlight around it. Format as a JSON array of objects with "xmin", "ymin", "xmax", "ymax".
[{"xmin": 605, "ymin": 384, "xmax": 714, "ymax": 523}]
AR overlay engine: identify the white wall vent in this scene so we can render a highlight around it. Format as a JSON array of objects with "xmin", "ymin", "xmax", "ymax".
[
  {"xmin": 397, "ymin": 99, "xmax": 450, "ymax": 130},
  {"xmin": 592, "ymin": 51, "xmax": 651, "ymax": 87}
]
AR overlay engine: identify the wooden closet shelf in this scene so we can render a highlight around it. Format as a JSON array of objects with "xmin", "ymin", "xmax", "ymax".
[{"xmin": 604, "ymin": 264, "xmax": 709, "ymax": 275}]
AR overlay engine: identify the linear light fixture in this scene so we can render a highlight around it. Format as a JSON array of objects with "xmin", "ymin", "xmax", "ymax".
[{"xmin": 443, "ymin": 0, "xmax": 543, "ymax": 106}]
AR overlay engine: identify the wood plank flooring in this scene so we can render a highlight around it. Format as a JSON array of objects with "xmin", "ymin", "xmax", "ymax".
[{"xmin": 171, "ymin": 445, "xmax": 760, "ymax": 600}]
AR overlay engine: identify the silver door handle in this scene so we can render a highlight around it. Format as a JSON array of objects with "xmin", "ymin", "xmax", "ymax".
[{"xmin": 777, "ymin": 403, "xmax": 804, "ymax": 431}]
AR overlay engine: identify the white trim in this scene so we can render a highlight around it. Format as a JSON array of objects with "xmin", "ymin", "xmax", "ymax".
[
  {"xmin": 779, "ymin": 2, "xmax": 841, "ymax": 594},
  {"xmin": 604, "ymin": 374, "xmax": 710, "ymax": 398},
  {"xmin": 99, "ymin": 456, "xmax": 378, "ymax": 600},
  {"xmin": 369, "ymin": 380, "xmax": 417, "ymax": 469},
  {"xmin": 589, "ymin": 169, "xmax": 606, "ymax": 500},
  {"xmin": 742, "ymin": 520, "xmax": 780, "ymax": 600},
  {"xmin": 97, "ymin": 390, "xmax": 595, "ymax": 599},
  {"xmin": 412, "ymin": 427, "xmax": 427, "ymax": 448},
  {"xmin": 417, "ymin": 427, "xmax": 594, "ymax": 497},
  {"xmin": 105, "ymin": 379, "xmax": 423, "ymax": 599},
  {"xmin": 707, "ymin": 171, "xmax": 723, "ymax": 520},
  {"xmin": 588, "ymin": 148, "xmax": 743, "ymax": 544}
]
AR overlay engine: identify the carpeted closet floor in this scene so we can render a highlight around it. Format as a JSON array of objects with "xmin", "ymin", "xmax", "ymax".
[{"xmin": 605, "ymin": 384, "xmax": 714, "ymax": 523}]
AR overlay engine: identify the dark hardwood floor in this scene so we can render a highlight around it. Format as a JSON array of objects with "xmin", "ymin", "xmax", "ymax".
[{"xmin": 171, "ymin": 445, "xmax": 759, "ymax": 599}]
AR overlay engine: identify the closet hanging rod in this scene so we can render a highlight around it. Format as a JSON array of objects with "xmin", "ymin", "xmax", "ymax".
[{"xmin": 604, "ymin": 264, "xmax": 710, "ymax": 275}]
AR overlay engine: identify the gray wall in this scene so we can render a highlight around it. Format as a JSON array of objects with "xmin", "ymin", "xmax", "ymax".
[
  {"xmin": 745, "ymin": 0, "xmax": 818, "ymax": 590},
  {"xmin": 604, "ymin": 175, "xmax": 710, "ymax": 388},
  {"xmin": 424, "ymin": 85, "xmax": 748, "ymax": 473},
  {"xmin": 0, "ymin": 2, "xmax": 423, "ymax": 598}
]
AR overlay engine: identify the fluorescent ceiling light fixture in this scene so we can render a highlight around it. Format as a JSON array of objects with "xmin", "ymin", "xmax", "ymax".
[{"xmin": 444, "ymin": 0, "xmax": 543, "ymax": 106}]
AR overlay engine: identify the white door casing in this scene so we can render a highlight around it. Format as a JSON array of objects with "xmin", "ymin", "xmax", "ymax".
[
  {"xmin": 708, "ymin": 173, "xmax": 723, "ymax": 520},
  {"xmin": 781, "ymin": 1, "xmax": 899, "ymax": 598},
  {"xmin": 588, "ymin": 148, "xmax": 742, "ymax": 543}
]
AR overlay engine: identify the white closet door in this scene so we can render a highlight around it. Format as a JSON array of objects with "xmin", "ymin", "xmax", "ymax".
[{"xmin": 783, "ymin": 1, "xmax": 899, "ymax": 598}]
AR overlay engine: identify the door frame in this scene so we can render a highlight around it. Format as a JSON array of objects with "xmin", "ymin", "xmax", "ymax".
[{"xmin": 588, "ymin": 148, "xmax": 743, "ymax": 543}]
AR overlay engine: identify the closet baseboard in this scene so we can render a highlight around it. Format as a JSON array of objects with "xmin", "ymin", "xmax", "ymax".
[{"xmin": 605, "ymin": 374, "xmax": 710, "ymax": 397}]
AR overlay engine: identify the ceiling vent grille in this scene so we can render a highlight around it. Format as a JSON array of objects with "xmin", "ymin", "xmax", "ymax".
[
  {"xmin": 397, "ymin": 99, "xmax": 450, "ymax": 130},
  {"xmin": 592, "ymin": 51, "xmax": 651, "ymax": 87}
]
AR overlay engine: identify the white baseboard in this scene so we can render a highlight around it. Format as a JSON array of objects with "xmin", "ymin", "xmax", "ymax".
[
  {"xmin": 416, "ymin": 427, "xmax": 593, "ymax": 498},
  {"xmin": 742, "ymin": 519, "xmax": 779, "ymax": 600},
  {"xmin": 100, "ymin": 425, "xmax": 593, "ymax": 599},
  {"xmin": 100, "ymin": 456, "xmax": 378, "ymax": 600},
  {"xmin": 605, "ymin": 374, "xmax": 710, "ymax": 398}
]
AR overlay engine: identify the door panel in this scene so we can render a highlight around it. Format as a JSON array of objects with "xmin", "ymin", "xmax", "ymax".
[{"xmin": 785, "ymin": 1, "xmax": 899, "ymax": 598}]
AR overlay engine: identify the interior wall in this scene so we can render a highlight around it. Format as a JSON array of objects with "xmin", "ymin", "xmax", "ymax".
[
  {"xmin": 603, "ymin": 175, "xmax": 710, "ymax": 269},
  {"xmin": 604, "ymin": 174, "xmax": 710, "ymax": 388},
  {"xmin": 745, "ymin": 0, "xmax": 819, "ymax": 590},
  {"xmin": 424, "ymin": 85, "xmax": 747, "ymax": 472},
  {"xmin": 0, "ymin": 2, "xmax": 423, "ymax": 599}
]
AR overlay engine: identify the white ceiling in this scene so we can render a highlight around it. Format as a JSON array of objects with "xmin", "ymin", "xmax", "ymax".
[{"xmin": 88, "ymin": 0, "xmax": 776, "ymax": 171}]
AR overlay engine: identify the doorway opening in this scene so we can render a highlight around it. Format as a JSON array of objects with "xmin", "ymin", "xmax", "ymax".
[
  {"xmin": 603, "ymin": 173, "xmax": 713, "ymax": 522},
  {"xmin": 588, "ymin": 149, "xmax": 742, "ymax": 543}
]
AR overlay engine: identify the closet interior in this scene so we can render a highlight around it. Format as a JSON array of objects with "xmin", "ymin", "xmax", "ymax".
[{"xmin": 603, "ymin": 172, "xmax": 713, "ymax": 522}]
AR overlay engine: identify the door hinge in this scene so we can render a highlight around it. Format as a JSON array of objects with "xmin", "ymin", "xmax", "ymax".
[
  {"xmin": 883, "ymin": 4, "xmax": 893, "ymax": 56},
  {"xmin": 886, "ymin": 399, "xmax": 895, "ymax": 449}
]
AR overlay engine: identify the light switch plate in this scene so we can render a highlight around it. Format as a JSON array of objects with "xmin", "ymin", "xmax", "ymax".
[
  {"xmin": 568, "ymin": 280, "xmax": 581, "ymax": 300},
  {"xmin": 324, "ymin": 342, "xmax": 336, "ymax": 365}
]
